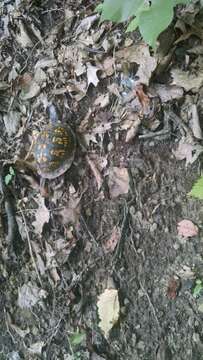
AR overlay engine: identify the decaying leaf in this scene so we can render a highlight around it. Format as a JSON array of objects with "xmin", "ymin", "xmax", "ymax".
[
  {"xmin": 100, "ymin": 57, "xmax": 115, "ymax": 77},
  {"xmin": 166, "ymin": 277, "xmax": 181, "ymax": 300},
  {"xmin": 16, "ymin": 20, "xmax": 33, "ymax": 48},
  {"xmin": 149, "ymin": 84, "xmax": 184, "ymax": 102},
  {"xmin": 108, "ymin": 167, "xmax": 129, "ymax": 198},
  {"xmin": 97, "ymin": 288, "xmax": 120, "ymax": 338},
  {"xmin": 33, "ymin": 195, "xmax": 50, "ymax": 235},
  {"xmin": 177, "ymin": 219, "xmax": 198, "ymax": 238},
  {"xmin": 86, "ymin": 155, "xmax": 104, "ymax": 191},
  {"xmin": 103, "ymin": 226, "xmax": 121, "ymax": 253},
  {"xmin": 28, "ymin": 341, "xmax": 44, "ymax": 355},
  {"xmin": 171, "ymin": 67, "xmax": 203, "ymax": 92},
  {"xmin": 87, "ymin": 63, "xmax": 100, "ymax": 87},
  {"xmin": 18, "ymin": 282, "xmax": 47, "ymax": 309},
  {"xmin": 94, "ymin": 93, "xmax": 110, "ymax": 109},
  {"xmin": 59, "ymin": 188, "xmax": 81, "ymax": 228},
  {"xmin": 3, "ymin": 111, "xmax": 21, "ymax": 136},
  {"xmin": 173, "ymin": 141, "xmax": 203, "ymax": 166}
]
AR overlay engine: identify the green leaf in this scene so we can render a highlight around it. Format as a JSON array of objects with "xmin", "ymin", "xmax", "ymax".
[
  {"xmin": 69, "ymin": 331, "xmax": 86, "ymax": 347},
  {"xmin": 100, "ymin": 0, "xmax": 143, "ymax": 23},
  {"xmin": 172, "ymin": 0, "xmax": 190, "ymax": 5},
  {"xmin": 188, "ymin": 176, "xmax": 203, "ymax": 199},
  {"xmin": 138, "ymin": 0, "xmax": 173, "ymax": 48},
  {"xmin": 193, "ymin": 279, "xmax": 203, "ymax": 298},
  {"xmin": 9, "ymin": 166, "xmax": 15, "ymax": 176},
  {"xmin": 95, "ymin": 3, "xmax": 104, "ymax": 13},
  {"xmin": 126, "ymin": 16, "xmax": 139, "ymax": 32},
  {"xmin": 5, "ymin": 174, "xmax": 12, "ymax": 185}
]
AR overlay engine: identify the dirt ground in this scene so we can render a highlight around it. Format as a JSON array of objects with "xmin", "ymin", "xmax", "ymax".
[{"xmin": 1, "ymin": 1, "xmax": 203, "ymax": 359}]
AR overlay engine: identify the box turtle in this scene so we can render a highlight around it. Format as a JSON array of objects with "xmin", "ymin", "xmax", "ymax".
[{"xmin": 33, "ymin": 105, "xmax": 76, "ymax": 179}]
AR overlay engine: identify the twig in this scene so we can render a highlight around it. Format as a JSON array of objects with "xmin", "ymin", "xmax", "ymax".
[
  {"xmin": 80, "ymin": 214, "xmax": 98, "ymax": 247},
  {"xmin": 20, "ymin": 209, "xmax": 42, "ymax": 286}
]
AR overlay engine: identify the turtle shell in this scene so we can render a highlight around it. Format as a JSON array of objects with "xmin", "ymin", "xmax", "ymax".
[{"xmin": 33, "ymin": 123, "xmax": 76, "ymax": 179}]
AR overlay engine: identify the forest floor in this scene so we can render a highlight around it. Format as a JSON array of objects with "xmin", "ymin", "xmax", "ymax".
[{"xmin": 1, "ymin": 1, "xmax": 203, "ymax": 359}]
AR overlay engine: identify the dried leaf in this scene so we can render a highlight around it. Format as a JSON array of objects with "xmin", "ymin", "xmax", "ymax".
[
  {"xmin": 97, "ymin": 288, "xmax": 120, "ymax": 339},
  {"xmin": 103, "ymin": 226, "xmax": 121, "ymax": 253},
  {"xmin": 18, "ymin": 282, "xmax": 47, "ymax": 309},
  {"xmin": 35, "ymin": 58, "xmax": 57, "ymax": 69},
  {"xmin": 87, "ymin": 63, "xmax": 99, "ymax": 87},
  {"xmin": 59, "ymin": 189, "xmax": 81, "ymax": 227},
  {"xmin": 171, "ymin": 67, "xmax": 203, "ymax": 92},
  {"xmin": 86, "ymin": 155, "xmax": 107, "ymax": 190},
  {"xmin": 33, "ymin": 195, "xmax": 50, "ymax": 235},
  {"xmin": 173, "ymin": 142, "xmax": 203, "ymax": 166},
  {"xmin": 16, "ymin": 20, "xmax": 33, "ymax": 48},
  {"xmin": 20, "ymin": 78, "xmax": 40, "ymax": 100},
  {"xmin": 166, "ymin": 277, "xmax": 181, "ymax": 300},
  {"xmin": 108, "ymin": 167, "xmax": 129, "ymax": 198},
  {"xmin": 94, "ymin": 93, "xmax": 110, "ymax": 109},
  {"xmin": 177, "ymin": 219, "xmax": 198, "ymax": 238},
  {"xmin": 149, "ymin": 84, "xmax": 184, "ymax": 102},
  {"xmin": 76, "ymin": 14, "xmax": 99, "ymax": 34},
  {"xmin": 28, "ymin": 342, "xmax": 44, "ymax": 355},
  {"xmin": 116, "ymin": 44, "xmax": 157, "ymax": 85},
  {"xmin": 101, "ymin": 57, "xmax": 115, "ymax": 77},
  {"xmin": 3, "ymin": 111, "xmax": 21, "ymax": 136}
]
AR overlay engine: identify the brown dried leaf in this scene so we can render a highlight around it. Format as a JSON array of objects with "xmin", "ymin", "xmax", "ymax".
[
  {"xmin": 108, "ymin": 167, "xmax": 129, "ymax": 198},
  {"xmin": 101, "ymin": 57, "xmax": 115, "ymax": 77},
  {"xmin": 86, "ymin": 155, "xmax": 106, "ymax": 190},
  {"xmin": 166, "ymin": 277, "xmax": 181, "ymax": 300},
  {"xmin": 116, "ymin": 44, "xmax": 157, "ymax": 85},
  {"xmin": 59, "ymin": 189, "xmax": 81, "ymax": 227},
  {"xmin": 173, "ymin": 141, "xmax": 203, "ymax": 166},
  {"xmin": 103, "ymin": 226, "xmax": 121, "ymax": 253},
  {"xmin": 33, "ymin": 195, "xmax": 50, "ymax": 235},
  {"xmin": 171, "ymin": 67, "xmax": 203, "ymax": 92}
]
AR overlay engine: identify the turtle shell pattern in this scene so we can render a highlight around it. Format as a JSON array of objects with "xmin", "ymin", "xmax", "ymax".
[{"xmin": 34, "ymin": 123, "xmax": 76, "ymax": 179}]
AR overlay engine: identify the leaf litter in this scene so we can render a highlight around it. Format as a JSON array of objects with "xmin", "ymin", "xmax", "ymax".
[{"xmin": 1, "ymin": 0, "xmax": 203, "ymax": 358}]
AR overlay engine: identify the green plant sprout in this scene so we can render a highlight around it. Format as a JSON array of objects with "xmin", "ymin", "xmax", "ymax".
[
  {"xmin": 5, "ymin": 166, "xmax": 15, "ymax": 185},
  {"xmin": 193, "ymin": 279, "xmax": 203, "ymax": 298}
]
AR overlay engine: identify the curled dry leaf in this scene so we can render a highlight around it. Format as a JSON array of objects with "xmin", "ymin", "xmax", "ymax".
[
  {"xmin": 75, "ymin": 14, "xmax": 99, "ymax": 35},
  {"xmin": 16, "ymin": 20, "xmax": 33, "ymax": 48},
  {"xmin": 103, "ymin": 226, "xmax": 121, "ymax": 253},
  {"xmin": 87, "ymin": 63, "xmax": 99, "ymax": 87},
  {"xmin": 97, "ymin": 288, "xmax": 120, "ymax": 339},
  {"xmin": 134, "ymin": 84, "xmax": 150, "ymax": 110},
  {"xmin": 177, "ymin": 219, "xmax": 198, "ymax": 238},
  {"xmin": 166, "ymin": 277, "xmax": 181, "ymax": 300},
  {"xmin": 86, "ymin": 155, "xmax": 105, "ymax": 191},
  {"xmin": 108, "ymin": 167, "xmax": 129, "ymax": 198},
  {"xmin": 33, "ymin": 195, "xmax": 50, "ymax": 235}
]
